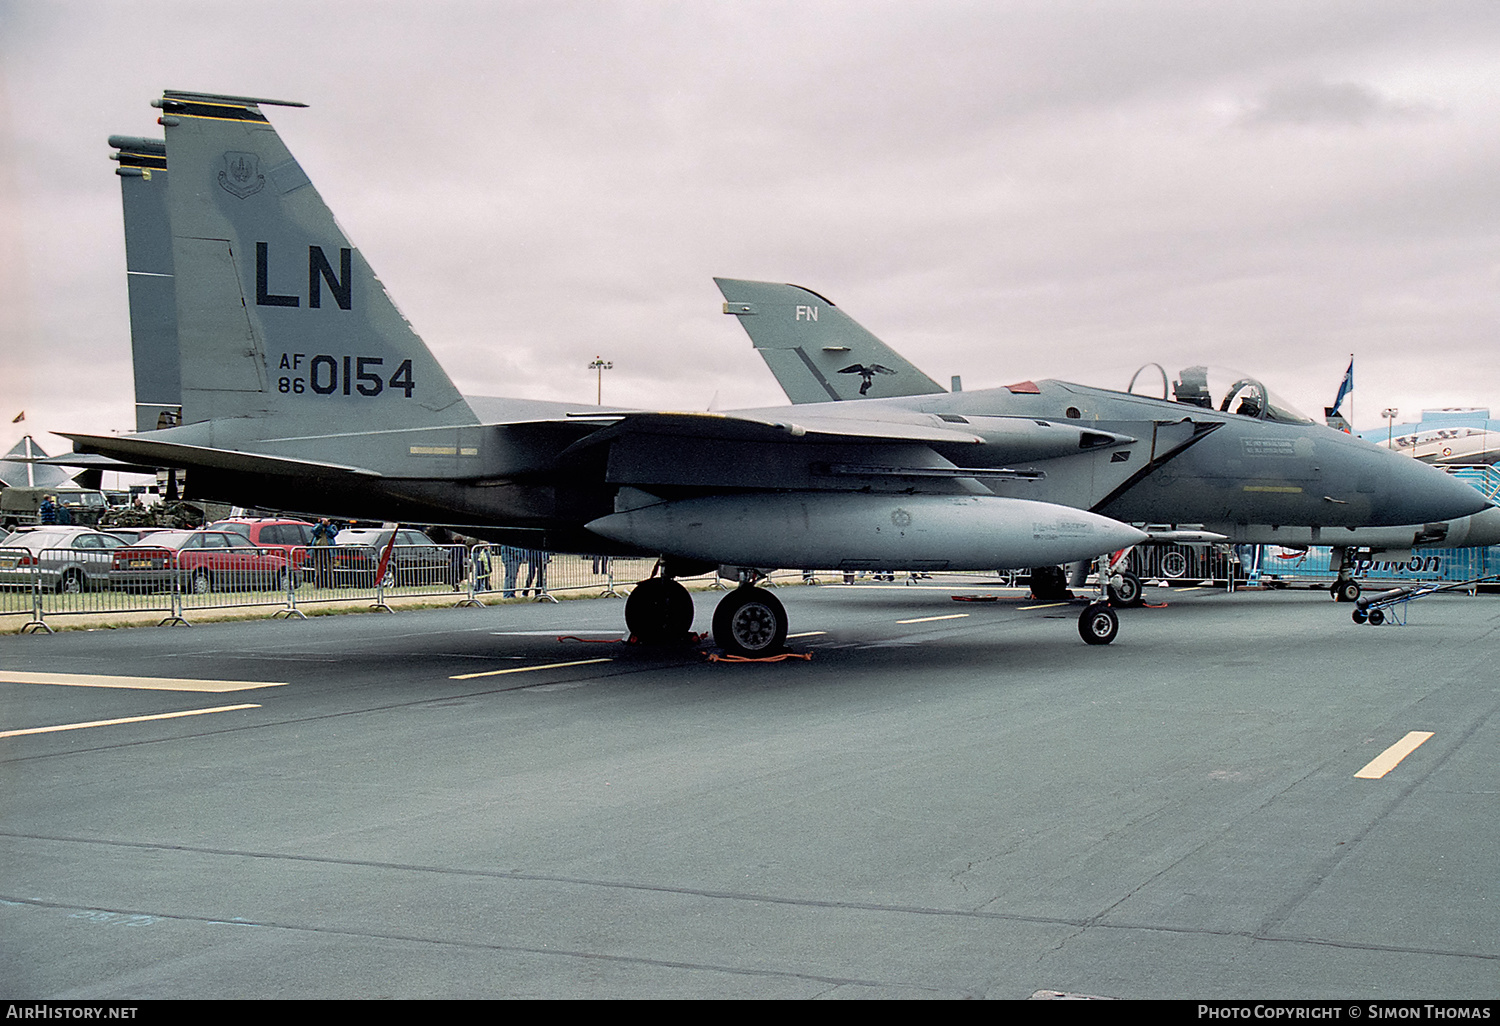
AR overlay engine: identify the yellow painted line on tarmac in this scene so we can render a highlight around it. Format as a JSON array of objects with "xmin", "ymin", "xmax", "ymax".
[
  {"xmin": 0, "ymin": 704, "xmax": 261, "ymax": 739},
  {"xmin": 1017, "ymin": 602, "xmax": 1070, "ymax": 610},
  {"xmin": 787, "ymin": 631, "xmax": 826, "ymax": 638},
  {"xmin": 450, "ymin": 657, "xmax": 613, "ymax": 681},
  {"xmin": 1355, "ymin": 731, "xmax": 1435, "ymax": 779},
  {"xmin": 896, "ymin": 613, "xmax": 971, "ymax": 625},
  {"xmin": 0, "ymin": 671, "xmax": 287, "ymax": 693}
]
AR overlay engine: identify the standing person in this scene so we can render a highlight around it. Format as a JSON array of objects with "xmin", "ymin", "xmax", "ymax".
[
  {"xmin": 499, "ymin": 545, "xmax": 523, "ymax": 598},
  {"xmin": 524, "ymin": 548, "xmax": 549, "ymax": 597},
  {"xmin": 38, "ymin": 495, "xmax": 57, "ymax": 524},
  {"xmin": 310, "ymin": 517, "xmax": 336, "ymax": 587},
  {"xmin": 445, "ymin": 532, "xmax": 468, "ymax": 590},
  {"xmin": 473, "ymin": 543, "xmax": 493, "ymax": 593}
]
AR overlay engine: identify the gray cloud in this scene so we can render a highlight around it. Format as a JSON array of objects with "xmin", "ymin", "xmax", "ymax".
[{"xmin": 1239, "ymin": 79, "xmax": 1438, "ymax": 127}]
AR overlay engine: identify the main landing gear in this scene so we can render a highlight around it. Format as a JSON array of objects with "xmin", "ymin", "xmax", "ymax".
[
  {"xmin": 623, "ymin": 576, "xmax": 695, "ymax": 645},
  {"xmin": 624, "ymin": 573, "xmax": 791, "ymax": 658},
  {"xmin": 626, "ymin": 559, "xmax": 1128, "ymax": 657},
  {"xmin": 1330, "ymin": 546, "xmax": 1360, "ymax": 603},
  {"xmin": 712, "ymin": 585, "xmax": 788, "ymax": 658}
]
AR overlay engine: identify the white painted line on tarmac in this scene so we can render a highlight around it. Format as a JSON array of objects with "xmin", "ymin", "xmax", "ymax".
[
  {"xmin": 787, "ymin": 631, "xmax": 826, "ymax": 638},
  {"xmin": 0, "ymin": 671, "xmax": 287, "ymax": 693},
  {"xmin": 1355, "ymin": 731, "xmax": 1436, "ymax": 779},
  {"xmin": 450, "ymin": 657, "xmax": 613, "ymax": 680},
  {"xmin": 0, "ymin": 704, "xmax": 261, "ymax": 739},
  {"xmin": 896, "ymin": 613, "xmax": 971, "ymax": 625}
]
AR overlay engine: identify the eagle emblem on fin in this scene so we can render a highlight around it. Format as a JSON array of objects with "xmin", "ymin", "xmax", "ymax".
[
  {"xmin": 218, "ymin": 151, "xmax": 265, "ymax": 198},
  {"xmin": 837, "ymin": 363, "xmax": 898, "ymax": 395}
]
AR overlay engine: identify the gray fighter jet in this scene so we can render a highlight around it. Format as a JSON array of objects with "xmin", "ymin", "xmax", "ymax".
[
  {"xmin": 62, "ymin": 92, "xmax": 1490, "ymax": 655},
  {"xmin": 715, "ymin": 277, "xmax": 1500, "ymax": 602}
]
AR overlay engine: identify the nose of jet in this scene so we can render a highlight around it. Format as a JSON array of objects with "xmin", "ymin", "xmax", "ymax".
[
  {"xmin": 1378, "ymin": 452, "xmax": 1492, "ymax": 524},
  {"xmin": 1445, "ymin": 504, "xmax": 1500, "ymax": 548}
]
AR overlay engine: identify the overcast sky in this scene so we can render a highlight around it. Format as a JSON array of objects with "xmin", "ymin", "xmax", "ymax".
[{"xmin": 3, "ymin": 0, "xmax": 1498, "ymax": 460}]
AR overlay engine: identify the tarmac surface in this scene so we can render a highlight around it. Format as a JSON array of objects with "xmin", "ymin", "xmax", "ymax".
[{"xmin": 1, "ymin": 579, "xmax": 1496, "ymax": 999}]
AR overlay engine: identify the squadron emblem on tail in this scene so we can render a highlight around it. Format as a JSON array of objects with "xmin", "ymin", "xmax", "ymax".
[{"xmin": 218, "ymin": 151, "xmax": 264, "ymax": 198}]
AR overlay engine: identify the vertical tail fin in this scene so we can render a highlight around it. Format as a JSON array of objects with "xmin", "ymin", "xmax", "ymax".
[
  {"xmin": 154, "ymin": 91, "xmax": 474, "ymax": 430},
  {"xmin": 714, "ymin": 277, "xmax": 946, "ymax": 403},
  {"xmin": 109, "ymin": 135, "xmax": 182, "ymax": 432}
]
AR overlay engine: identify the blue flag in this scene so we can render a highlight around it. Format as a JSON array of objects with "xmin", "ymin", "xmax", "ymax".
[{"xmin": 1330, "ymin": 359, "xmax": 1353, "ymax": 416}]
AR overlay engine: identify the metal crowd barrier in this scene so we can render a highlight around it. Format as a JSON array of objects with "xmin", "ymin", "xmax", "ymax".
[
  {"xmin": 481, "ymin": 547, "xmax": 656, "ymax": 601},
  {"xmin": 0, "ymin": 545, "xmax": 48, "ymax": 632},
  {"xmin": 28, "ymin": 536, "xmax": 1494, "ymax": 636},
  {"xmin": 1250, "ymin": 544, "xmax": 1498, "ymax": 590},
  {"xmin": 290, "ymin": 543, "xmax": 474, "ymax": 613}
]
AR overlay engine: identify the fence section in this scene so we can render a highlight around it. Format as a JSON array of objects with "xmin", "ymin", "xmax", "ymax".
[
  {"xmin": 1250, "ymin": 544, "xmax": 1498, "ymax": 588},
  {"xmin": 8, "ymin": 539, "xmax": 1498, "ymax": 633},
  {"xmin": 291, "ymin": 543, "xmax": 472, "ymax": 612}
]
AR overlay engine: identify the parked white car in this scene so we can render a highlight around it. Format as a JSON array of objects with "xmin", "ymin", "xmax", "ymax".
[{"xmin": 0, "ymin": 527, "xmax": 133, "ymax": 592}]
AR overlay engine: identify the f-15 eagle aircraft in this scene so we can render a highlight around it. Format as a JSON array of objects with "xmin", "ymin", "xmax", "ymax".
[
  {"xmin": 64, "ymin": 91, "xmax": 1489, "ymax": 654},
  {"xmin": 713, "ymin": 278, "xmax": 1500, "ymax": 602}
]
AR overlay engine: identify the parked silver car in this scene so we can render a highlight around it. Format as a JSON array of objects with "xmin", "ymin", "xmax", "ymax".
[{"xmin": 0, "ymin": 527, "xmax": 133, "ymax": 592}]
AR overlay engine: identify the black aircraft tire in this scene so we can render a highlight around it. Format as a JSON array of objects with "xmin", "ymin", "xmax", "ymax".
[
  {"xmin": 1030, "ymin": 565, "xmax": 1070, "ymax": 601},
  {"xmin": 625, "ymin": 577, "xmax": 695, "ymax": 645},
  {"xmin": 1078, "ymin": 601, "xmax": 1119, "ymax": 645},
  {"xmin": 712, "ymin": 586, "xmax": 788, "ymax": 658},
  {"xmin": 1332, "ymin": 580, "xmax": 1360, "ymax": 603},
  {"xmin": 1108, "ymin": 571, "xmax": 1143, "ymax": 608}
]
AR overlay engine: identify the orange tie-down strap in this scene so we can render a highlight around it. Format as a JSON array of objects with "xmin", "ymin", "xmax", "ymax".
[{"xmin": 707, "ymin": 651, "xmax": 813, "ymax": 664}]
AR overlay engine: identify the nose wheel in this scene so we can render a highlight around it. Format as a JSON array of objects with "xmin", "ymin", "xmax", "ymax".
[
  {"xmin": 712, "ymin": 586, "xmax": 788, "ymax": 658},
  {"xmin": 1331, "ymin": 579, "xmax": 1361, "ymax": 603},
  {"xmin": 1079, "ymin": 602, "xmax": 1119, "ymax": 645}
]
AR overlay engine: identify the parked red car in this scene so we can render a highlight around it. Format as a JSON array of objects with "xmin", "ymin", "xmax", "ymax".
[
  {"xmin": 209, "ymin": 518, "xmax": 318, "ymax": 576},
  {"xmin": 110, "ymin": 529, "xmax": 294, "ymax": 593}
]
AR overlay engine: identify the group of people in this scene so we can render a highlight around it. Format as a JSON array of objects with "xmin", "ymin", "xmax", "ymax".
[
  {"xmin": 36, "ymin": 495, "xmax": 72, "ymax": 525},
  {"xmin": 496, "ymin": 545, "xmax": 550, "ymax": 598}
]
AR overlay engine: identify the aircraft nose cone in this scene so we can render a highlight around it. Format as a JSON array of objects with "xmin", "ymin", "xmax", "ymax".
[{"xmin": 1388, "ymin": 458, "xmax": 1491, "ymax": 523}]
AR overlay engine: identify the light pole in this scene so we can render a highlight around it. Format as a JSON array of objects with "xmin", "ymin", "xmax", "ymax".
[
  {"xmin": 1382, "ymin": 408, "xmax": 1399, "ymax": 449},
  {"xmin": 589, "ymin": 356, "xmax": 613, "ymax": 405}
]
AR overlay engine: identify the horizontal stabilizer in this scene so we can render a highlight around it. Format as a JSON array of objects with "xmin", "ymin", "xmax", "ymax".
[{"xmin": 59, "ymin": 432, "xmax": 379, "ymax": 479}]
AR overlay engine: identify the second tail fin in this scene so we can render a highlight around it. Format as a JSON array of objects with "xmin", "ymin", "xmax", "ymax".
[
  {"xmin": 110, "ymin": 135, "xmax": 182, "ymax": 432},
  {"xmin": 714, "ymin": 278, "xmax": 946, "ymax": 403}
]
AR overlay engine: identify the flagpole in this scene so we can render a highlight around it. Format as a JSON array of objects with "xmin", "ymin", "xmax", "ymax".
[{"xmin": 1348, "ymin": 353, "xmax": 1354, "ymax": 437}]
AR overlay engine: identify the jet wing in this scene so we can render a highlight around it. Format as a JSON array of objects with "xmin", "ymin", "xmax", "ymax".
[
  {"xmin": 58, "ymin": 432, "xmax": 380, "ymax": 479},
  {"xmin": 561, "ymin": 409, "xmax": 984, "ymax": 456}
]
